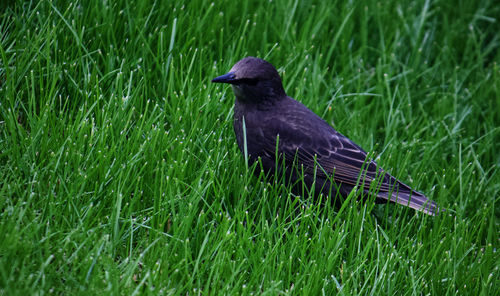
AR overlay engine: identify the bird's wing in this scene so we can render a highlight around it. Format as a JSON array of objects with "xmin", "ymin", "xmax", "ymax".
[
  {"xmin": 290, "ymin": 131, "xmax": 381, "ymax": 186},
  {"xmin": 258, "ymin": 112, "xmax": 391, "ymax": 191}
]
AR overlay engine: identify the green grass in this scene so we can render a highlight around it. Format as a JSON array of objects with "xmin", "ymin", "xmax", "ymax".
[{"xmin": 1, "ymin": 0, "xmax": 499, "ymax": 294}]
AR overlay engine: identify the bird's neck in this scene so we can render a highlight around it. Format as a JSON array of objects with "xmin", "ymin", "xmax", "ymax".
[{"xmin": 234, "ymin": 95, "xmax": 285, "ymax": 110}]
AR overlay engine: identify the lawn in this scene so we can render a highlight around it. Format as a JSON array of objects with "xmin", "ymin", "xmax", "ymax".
[{"xmin": 0, "ymin": 0, "xmax": 498, "ymax": 294}]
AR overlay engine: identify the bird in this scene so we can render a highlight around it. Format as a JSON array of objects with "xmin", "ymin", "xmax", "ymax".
[{"xmin": 212, "ymin": 56, "xmax": 438, "ymax": 215}]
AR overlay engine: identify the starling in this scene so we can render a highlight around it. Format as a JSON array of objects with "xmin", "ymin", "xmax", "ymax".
[{"xmin": 212, "ymin": 57, "xmax": 438, "ymax": 215}]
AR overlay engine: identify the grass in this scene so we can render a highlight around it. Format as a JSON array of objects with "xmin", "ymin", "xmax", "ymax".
[{"xmin": 0, "ymin": 0, "xmax": 499, "ymax": 294}]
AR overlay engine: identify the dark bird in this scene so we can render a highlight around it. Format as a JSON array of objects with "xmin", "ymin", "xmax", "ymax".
[{"xmin": 212, "ymin": 57, "xmax": 438, "ymax": 215}]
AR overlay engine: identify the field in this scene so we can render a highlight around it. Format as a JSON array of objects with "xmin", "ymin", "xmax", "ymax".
[{"xmin": 1, "ymin": 0, "xmax": 499, "ymax": 294}]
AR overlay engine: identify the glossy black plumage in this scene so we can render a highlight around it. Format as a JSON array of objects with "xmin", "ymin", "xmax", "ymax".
[{"xmin": 212, "ymin": 57, "xmax": 437, "ymax": 215}]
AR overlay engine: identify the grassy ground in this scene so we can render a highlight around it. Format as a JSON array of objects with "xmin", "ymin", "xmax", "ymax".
[{"xmin": 1, "ymin": 0, "xmax": 499, "ymax": 294}]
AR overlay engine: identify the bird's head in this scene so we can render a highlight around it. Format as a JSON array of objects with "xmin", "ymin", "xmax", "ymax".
[{"xmin": 212, "ymin": 57, "xmax": 286, "ymax": 103}]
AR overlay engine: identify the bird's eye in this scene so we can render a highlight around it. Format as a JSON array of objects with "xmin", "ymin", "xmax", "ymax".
[{"xmin": 237, "ymin": 78, "xmax": 259, "ymax": 85}]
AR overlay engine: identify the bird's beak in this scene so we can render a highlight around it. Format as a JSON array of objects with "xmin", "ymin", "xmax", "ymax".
[{"xmin": 211, "ymin": 72, "xmax": 236, "ymax": 84}]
